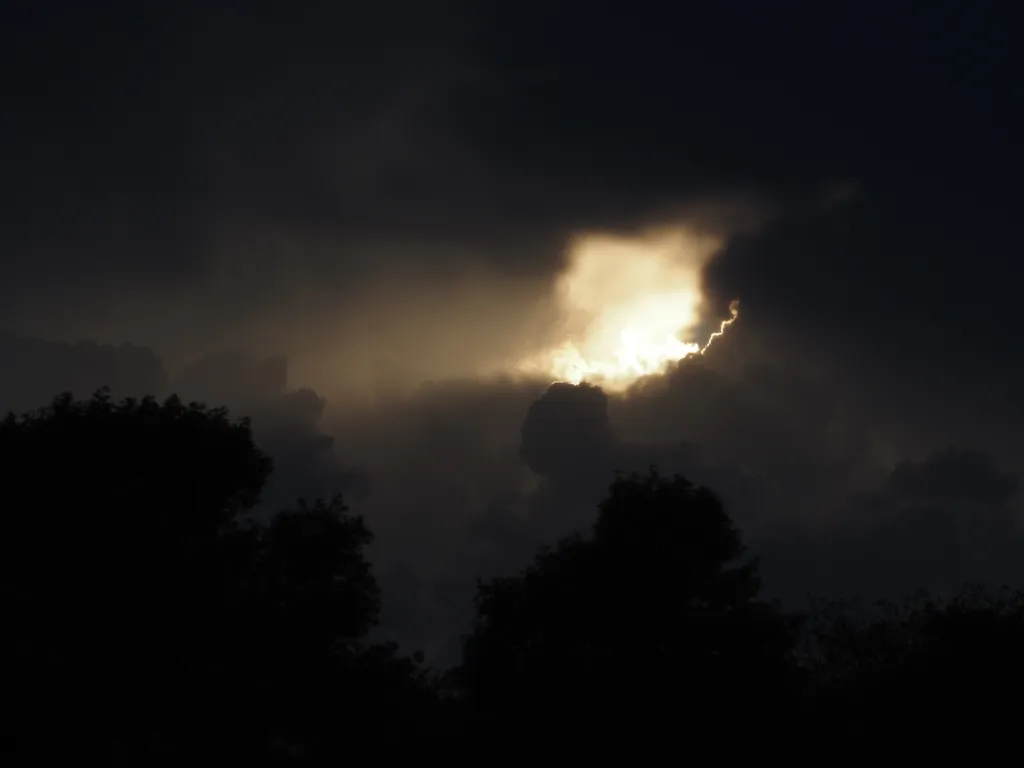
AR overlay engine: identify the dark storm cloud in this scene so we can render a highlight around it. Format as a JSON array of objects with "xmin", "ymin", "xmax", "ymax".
[
  {"xmin": 521, "ymin": 383, "xmax": 616, "ymax": 482},
  {"xmin": 4, "ymin": 0, "xmax": 1023, "ymax": 668},
  {"xmin": 762, "ymin": 448, "xmax": 1024, "ymax": 604},
  {"xmin": 2, "ymin": 321, "xmax": 1022, "ymax": 666},
  {"xmin": 887, "ymin": 449, "xmax": 1019, "ymax": 507},
  {"xmin": 343, "ymin": 304, "xmax": 1022, "ymax": 662},
  {"xmin": 344, "ymin": 333, "xmax": 888, "ymax": 661},
  {"xmin": 4, "ymin": 2, "xmax": 1016, "ymax": 247},
  {"xmin": 8, "ymin": 0, "xmax": 981, "ymax": 351},
  {"xmin": 7, "ymin": 0, "xmax": 1015, "ymax": 402},
  {"xmin": 0, "ymin": 332, "xmax": 168, "ymax": 414},
  {"xmin": 700, "ymin": 197, "xmax": 1024, "ymax": 476}
]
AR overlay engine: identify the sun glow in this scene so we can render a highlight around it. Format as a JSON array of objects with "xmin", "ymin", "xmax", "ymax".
[{"xmin": 517, "ymin": 227, "xmax": 739, "ymax": 392}]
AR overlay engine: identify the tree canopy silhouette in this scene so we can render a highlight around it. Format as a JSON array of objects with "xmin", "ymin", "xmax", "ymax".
[
  {"xmin": 9, "ymin": 390, "xmax": 1024, "ymax": 757},
  {"xmin": 457, "ymin": 469, "xmax": 800, "ymax": 731},
  {"xmin": 798, "ymin": 585, "xmax": 1024, "ymax": 751},
  {"xmin": 1, "ymin": 390, "xmax": 436, "ymax": 763}
]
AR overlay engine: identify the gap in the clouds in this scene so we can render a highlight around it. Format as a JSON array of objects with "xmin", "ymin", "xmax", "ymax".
[{"xmin": 511, "ymin": 226, "xmax": 737, "ymax": 391}]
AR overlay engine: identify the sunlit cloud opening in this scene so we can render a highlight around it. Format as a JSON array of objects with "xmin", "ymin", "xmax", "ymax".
[{"xmin": 516, "ymin": 227, "xmax": 738, "ymax": 392}]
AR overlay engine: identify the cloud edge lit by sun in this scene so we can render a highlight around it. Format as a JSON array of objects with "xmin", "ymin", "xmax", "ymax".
[{"xmin": 513, "ymin": 226, "xmax": 739, "ymax": 392}]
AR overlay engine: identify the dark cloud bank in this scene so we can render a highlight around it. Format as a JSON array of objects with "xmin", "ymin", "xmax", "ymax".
[
  {"xmin": 3, "ymin": 1, "xmax": 1023, "ymax": 664},
  {"xmin": 3, "ymin": 315, "xmax": 1021, "ymax": 666}
]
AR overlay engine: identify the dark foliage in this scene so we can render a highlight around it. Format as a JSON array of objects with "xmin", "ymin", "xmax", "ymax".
[
  {"xmin": 5, "ymin": 391, "xmax": 1024, "ymax": 758},
  {"xmin": 0, "ymin": 390, "xmax": 436, "ymax": 764},
  {"xmin": 797, "ymin": 586, "xmax": 1024, "ymax": 751},
  {"xmin": 457, "ymin": 469, "xmax": 802, "ymax": 738}
]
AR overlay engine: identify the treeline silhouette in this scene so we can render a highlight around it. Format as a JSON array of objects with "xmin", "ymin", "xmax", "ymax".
[{"xmin": 3, "ymin": 391, "xmax": 1023, "ymax": 762}]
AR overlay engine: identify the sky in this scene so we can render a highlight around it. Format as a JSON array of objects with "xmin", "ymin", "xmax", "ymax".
[{"xmin": 3, "ymin": 1, "xmax": 1023, "ymax": 663}]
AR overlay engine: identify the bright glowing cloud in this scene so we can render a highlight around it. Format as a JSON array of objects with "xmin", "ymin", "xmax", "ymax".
[{"xmin": 517, "ymin": 227, "xmax": 738, "ymax": 391}]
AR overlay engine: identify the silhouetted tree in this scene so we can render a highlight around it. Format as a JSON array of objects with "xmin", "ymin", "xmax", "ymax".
[
  {"xmin": 799, "ymin": 585, "xmax": 1024, "ymax": 751},
  {"xmin": 226, "ymin": 497, "xmax": 440, "ymax": 760},
  {"xmin": 456, "ymin": 469, "xmax": 800, "ymax": 738},
  {"xmin": 0, "ymin": 391, "xmax": 436, "ymax": 764}
]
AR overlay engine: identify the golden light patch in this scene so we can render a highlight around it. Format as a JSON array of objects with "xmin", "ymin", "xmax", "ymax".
[{"xmin": 517, "ymin": 227, "xmax": 737, "ymax": 391}]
